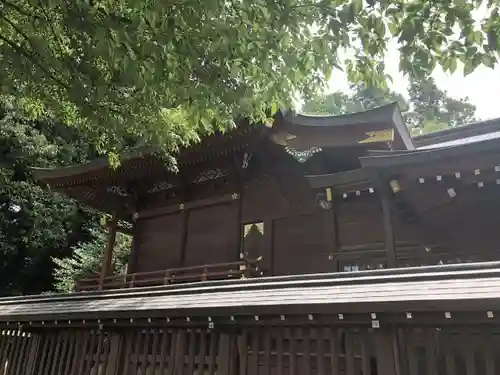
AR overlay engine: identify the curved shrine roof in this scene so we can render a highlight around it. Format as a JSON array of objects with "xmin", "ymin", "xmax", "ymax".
[
  {"xmin": 277, "ymin": 103, "xmax": 414, "ymax": 150},
  {"xmin": 360, "ymin": 125, "xmax": 500, "ymax": 171}
]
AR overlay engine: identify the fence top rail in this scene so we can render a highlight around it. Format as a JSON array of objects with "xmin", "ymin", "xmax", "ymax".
[
  {"xmin": 78, "ymin": 260, "xmax": 251, "ymax": 285},
  {"xmin": 2, "ymin": 260, "xmax": 500, "ymax": 305}
]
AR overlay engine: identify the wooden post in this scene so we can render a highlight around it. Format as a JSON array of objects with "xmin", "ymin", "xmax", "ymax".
[
  {"xmin": 380, "ymin": 189, "xmax": 397, "ymax": 268},
  {"xmin": 325, "ymin": 189, "xmax": 340, "ymax": 272},
  {"xmin": 99, "ymin": 214, "xmax": 118, "ymax": 290}
]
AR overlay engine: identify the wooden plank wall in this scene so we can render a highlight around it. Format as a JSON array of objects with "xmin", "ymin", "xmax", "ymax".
[{"xmin": 3, "ymin": 320, "xmax": 499, "ymax": 374}]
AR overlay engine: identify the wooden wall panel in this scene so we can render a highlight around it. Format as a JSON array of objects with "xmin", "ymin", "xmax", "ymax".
[
  {"xmin": 242, "ymin": 178, "xmax": 294, "ymax": 222},
  {"xmin": 272, "ymin": 211, "xmax": 333, "ymax": 275},
  {"xmin": 337, "ymin": 196, "xmax": 385, "ymax": 249},
  {"xmin": 134, "ymin": 213, "xmax": 183, "ymax": 273},
  {"xmin": 419, "ymin": 187, "xmax": 500, "ymax": 265},
  {"xmin": 184, "ymin": 203, "xmax": 239, "ymax": 266}
]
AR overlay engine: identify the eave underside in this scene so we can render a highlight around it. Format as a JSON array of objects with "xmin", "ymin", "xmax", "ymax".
[{"xmin": 31, "ymin": 124, "xmax": 270, "ymax": 214}]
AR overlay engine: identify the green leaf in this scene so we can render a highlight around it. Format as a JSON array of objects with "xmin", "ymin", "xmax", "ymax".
[
  {"xmin": 441, "ymin": 56, "xmax": 451, "ymax": 72},
  {"xmin": 388, "ymin": 22, "xmax": 399, "ymax": 36},
  {"xmin": 463, "ymin": 59, "xmax": 475, "ymax": 75},
  {"xmin": 351, "ymin": 0, "xmax": 363, "ymax": 16},
  {"xmin": 270, "ymin": 102, "xmax": 279, "ymax": 115},
  {"xmin": 325, "ymin": 65, "xmax": 333, "ymax": 81},
  {"xmin": 449, "ymin": 58, "xmax": 458, "ymax": 74},
  {"xmin": 481, "ymin": 54, "xmax": 495, "ymax": 68}
]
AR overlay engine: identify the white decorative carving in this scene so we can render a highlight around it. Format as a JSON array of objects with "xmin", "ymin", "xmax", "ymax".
[
  {"xmin": 193, "ymin": 168, "xmax": 227, "ymax": 184},
  {"xmin": 285, "ymin": 146, "xmax": 322, "ymax": 163},
  {"xmin": 107, "ymin": 186, "xmax": 128, "ymax": 197},
  {"xmin": 147, "ymin": 181, "xmax": 174, "ymax": 193},
  {"xmin": 242, "ymin": 152, "xmax": 252, "ymax": 169}
]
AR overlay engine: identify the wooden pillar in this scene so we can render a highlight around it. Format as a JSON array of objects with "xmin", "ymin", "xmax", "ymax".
[
  {"xmin": 380, "ymin": 189, "xmax": 397, "ymax": 268},
  {"xmin": 322, "ymin": 187, "xmax": 339, "ymax": 272},
  {"xmin": 263, "ymin": 218, "xmax": 274, "ymax": 275},
  {"xmin": 179, "ymin": 208, "xmax": 189, "ymax": 267},
  {"xmin": 127, "ymin": 221, "xmax": 139, "ymax": 274},
  {"xmin": 99, "ymin": 214, "xmax": 118, "ymax": 290},
  {"xmin": 235, "ymin": 191, "xmax": 243, "ymax": 262}
]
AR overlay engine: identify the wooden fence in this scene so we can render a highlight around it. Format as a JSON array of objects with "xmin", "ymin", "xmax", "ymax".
[{"xmin": 1, "ymin": 320, "xmax": 499, "ymax": 374}]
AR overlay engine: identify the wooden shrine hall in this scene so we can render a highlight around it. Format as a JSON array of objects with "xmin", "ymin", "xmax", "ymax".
[{"xmin": 1, "ymin": 103, "xmax": 500, "ymax": 375}]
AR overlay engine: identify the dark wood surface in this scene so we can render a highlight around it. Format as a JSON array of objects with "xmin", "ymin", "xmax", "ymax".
[{"xmin": 2, "ymin": 262, "xmax": 500, "ymax": 322}]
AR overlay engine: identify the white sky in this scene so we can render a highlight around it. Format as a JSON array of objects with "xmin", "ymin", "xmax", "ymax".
[
  {"xmin": 327, "ymin": 43, "xmax": 500, "ymax": 120},
  {"xmin": 326, "ymin": 5, "xmax": 500, "ymax": 121}
]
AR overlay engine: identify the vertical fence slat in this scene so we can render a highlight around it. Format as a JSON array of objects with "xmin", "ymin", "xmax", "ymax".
[
  {"xmin": 156, "ymin": 329, "xmax": 167, "ymax": 375},
  {"xmin": 263, "ymin": 327, "xmax": 271, "ymax": 375},
  {"xmin": 131, "ymin": 330, "xmax": 143, "ymax": 374},
  {"xmin": 49, "ymin": 331, "xmax": 63, "ymax": 375},
  {"xmin": 228, "ymin": 329, "xmax": 238, "ymax": 375},
  {"xmin": 425, "ymin": 329, "xmax": 439, "ymax": 375},
  {"xmin": 344, "ymin": 329, "xmax": 355, "ymax": 375},
  {"xmin": 186, "ymin": 330, "xmax": 196, "ymax": 375},
  {"xmin": 302, "ymin": 327, "xmax": 311, "ymax": 375},
  {"xmin": 463, "ymin": 331, "xmax": 477, "ymax": 375},
  {"xmin": 360, "ymin": 330, "xmax": 370, "ymax": 375},
  {"xmin": 375, "ymin": 328, "xmax": 398, "ymax": 375},
  {"xmin": 94, "ymin": 330, "xmax": 105, "ymax": 375},
  {"xmin": 43, "ymin": 331, "xmax": 58, "ymax": 375},
  {"xmin": 6, "ymin": 331, "xmax": 20, "ymax": 375},
  {"xmin": 289, "ymin": 327, "xmax": 297, "ymax": 375},
  {"xmin": 8, "ymin": 331, "xmax": 23, "ymax": 375},
  {"xmin": 149, "ymin": 328, "xmax": 160, "ymax": 375},
  {"xmin": 274, "ymin": 327, "xmax": 283, "ymax": 375},
  {"xmin": 68, "ymin": 331, "xmax": 82, "ymax": 375},
  {"xmin": 14, "ymin": 332, "xmax": 29, "ymax": 375},
  {"xmin": 443, "ymin": 331, "xmax": 457, "ymax": 375},
  {"xmin": 406, "ymin": 328, "xmax": 419, "ymax": 375},
  {"xmin": 140, "ymin": 329, "xmax": 150, "ymax": 375},
  {"xmin": 327, "ymin": 327, "xmax": 338, "ymax": 375},
  {"xmin": 166, "ymin": 330, "xmax": 178, "ymax": 375},
  {"xmin": 38, "ymin": 332, "xmax": 52, "ymax": 375},
  {"xmin": 238, "ymin": 328, "xmax": 248, "ymax": 375},
  {"xmin": 484, "ymin": 330, "xmax": 496, "ymax": 375},
  {"xmin": 316, "ymin": 327, "xmax": 325, "ymax": 375},
  {"xmin": 250, "ymin": 326, "xmax": 260, "ymax": 375},
  {"xmin": 175, "ymin": 329, "xmax": 186, "ymax": 375},
  {"xmin": 120, "ymin": 331, "xmax": 135, "ymax": 375},
  {"xmin": 101, "ymin": 332, "xmax": 112, "ymax": 374},
  {"xmin": 25, "ymin": 334, "xmax": 41, "ymax": 375},
  {"xmin": 56, "ymin": 331, "xmax": 70, "ymax": 375},
  {"xmin": 207, "ymin": 329, "xmax": 218, "ymax": 375},
  {"xmin": 1, "ymin": 331, "xmax": 12, "ymax": 375},
  {"xmin": 76, "ymin": 330, "xmax": 92, "ymax": 375},
  {"xmin": 198, "ymin": 329, "xmax": 207, "ymax": 375},
  {"xmin": 0, "ymin": 330, "xmax": 8, "ymax": 367},
  {"xmin": 83, "ymin": 329, "xmax": 98, "ymax": 375}
]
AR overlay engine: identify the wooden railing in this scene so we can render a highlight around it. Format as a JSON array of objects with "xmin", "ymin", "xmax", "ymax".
[{"xmin": 75, "ymin": 257, "xmax": 263, "ymax": 292}]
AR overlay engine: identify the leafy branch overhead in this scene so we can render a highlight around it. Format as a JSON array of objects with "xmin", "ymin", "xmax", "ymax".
[{"xmin": 0, "ymin": 0, "xmax": 498, "ymax": 158}]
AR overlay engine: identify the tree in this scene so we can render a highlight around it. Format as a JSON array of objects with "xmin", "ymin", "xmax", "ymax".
[
  {"xmin": 53, "ymin": 226, "xmax": 131, "ymax": 293},
  {"xmin": 407, "ymin": 76, "xmax": 476, "ymax": 131},
  {"xmin": 0, "ymin": 0, "xmax": 498, "ymax": 162},
  {"xmin": 0, "ymin": 98, "xmax": 105, "ymax": 296},
  {"xmin": 302, "ymin": 84, "xmax": 410, "ymax": 117}
]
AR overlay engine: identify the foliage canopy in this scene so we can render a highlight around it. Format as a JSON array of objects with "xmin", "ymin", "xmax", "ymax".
[{"xmin": 0, "ymin": 0, "xmax": 498, "ymax": 161}]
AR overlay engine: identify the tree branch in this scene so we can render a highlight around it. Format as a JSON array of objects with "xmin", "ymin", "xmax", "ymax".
[
  {"xmin": 0, "ymin": 30, "xmax": 70, "ymax": 92},
  {"xmin": 0, "ymin": 0, "xmax": 41, "ymax": 20}
]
